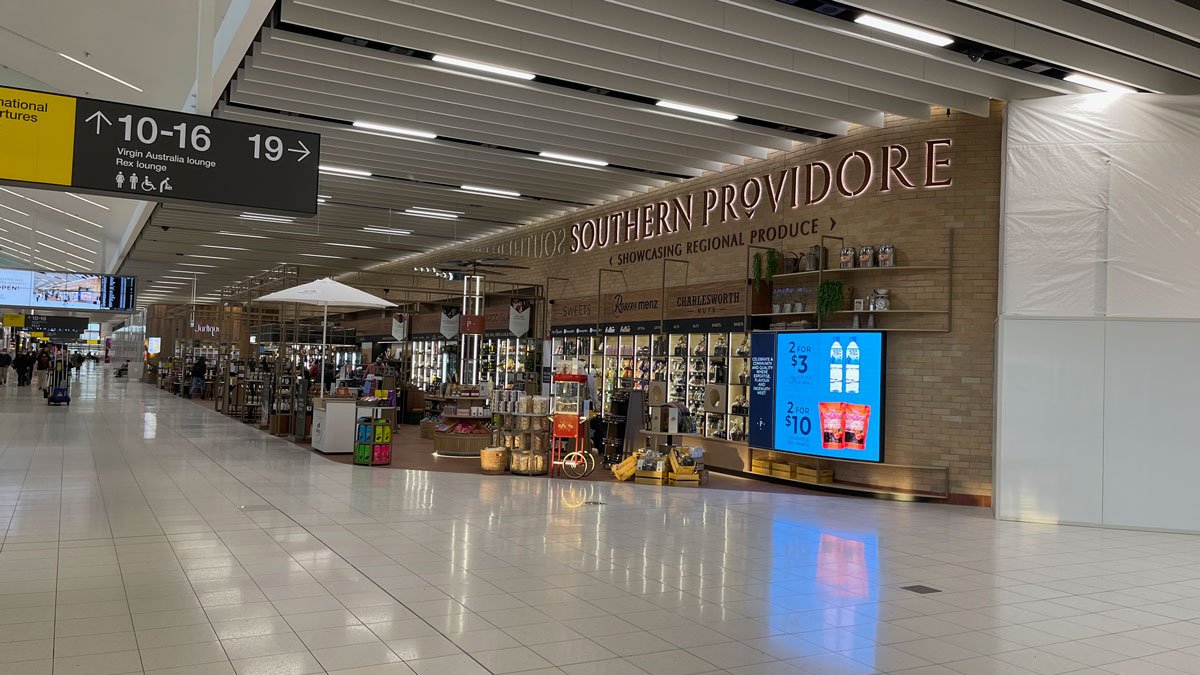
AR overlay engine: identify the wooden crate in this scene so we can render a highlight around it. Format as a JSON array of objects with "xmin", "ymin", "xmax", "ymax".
[{"xmin": 634, "ymin": 469, "xmax": 666, "ymax": 485}]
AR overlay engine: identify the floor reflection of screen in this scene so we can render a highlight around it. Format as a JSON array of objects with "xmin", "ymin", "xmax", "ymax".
[
  {"xmin": 31, "ymin": 272, "xmax": 104, "ymax": 309},
  {"xmin": 816, "ymin": 533, "xmax": 871, "ymax": 599}
]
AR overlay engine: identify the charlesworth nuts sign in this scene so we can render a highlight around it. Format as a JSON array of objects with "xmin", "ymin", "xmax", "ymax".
[{"xmin": 481, "ymin": 138, "xmax": 953, "ymax": 262}]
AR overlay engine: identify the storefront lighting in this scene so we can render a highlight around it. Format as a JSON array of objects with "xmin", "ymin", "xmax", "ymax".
[
  {"xmin": 402, "ymin": 209, "xmax": 458, "ymax": 220},
  {"xmin": 217, "ymin": 231, "xmax": 269, "ymax": 239},
  {"xmin": 538, "ymin": 152, "xmax": 609, "ymax": 167},
  {"xmin": 363, "ymin": 227, "xmax": 413, "ymax": 236},
  {"xmin": 66, "ymin": 193, "xmax": 109, "ymax": 210},
  {"xmin": 199, "ymin": 244, "xmax": 251, "ymax": 251},
  {"xmin": 59, "ymin": 52, "xmax": 143, "ymax": 92},
  {"xmin": 854, "ymin": 14, "xmax": 954, "ymax": 47},
  {"xmin": 352, "ymin": 120, "xmax": 438, "ymax": 139},
  {"xmin": 431, "ymin": 54, "xmax": 535, "ymax": 80},
  {"xmin": 1064, "ymin": 73, "xmax": 1136, "ymax": 94},
  {"xmin": 654, "ymin": 100, "xmax": 738, "ymax": 121},
  {"xmin": 318, "ymin": 165, "xmax": 373, "ymax": 177},
  {"xmin": 460, "ymin": 185, "xmax": 521, "ymax": 198}
]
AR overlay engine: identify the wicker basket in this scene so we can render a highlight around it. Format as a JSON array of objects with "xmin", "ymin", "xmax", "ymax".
[
  {"xmin": 419, "ymin": 418, "xmax": 437, "ymax": 439},
  {"xmin": 480, "ymin": 446, "xmax": 509, "ymax": 474}
]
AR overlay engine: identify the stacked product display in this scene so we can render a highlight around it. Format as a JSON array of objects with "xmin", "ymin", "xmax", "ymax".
[
  {"xmin": 491, "ymin": 390, "xmax": 552, "ymax": 475},
  {"xmin": 354, "ymin": 415, "xmax": 392, "ymax": 466},
  {"xmin": 433, "ymin": 384, "xmax": 492, "ymax": 457}
]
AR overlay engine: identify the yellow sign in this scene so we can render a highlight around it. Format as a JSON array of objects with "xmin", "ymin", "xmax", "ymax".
[
  {"xmin": 87, "ymin": 339, "xmax": 98, "ymax": 345},
  {"xmin": 0, "ymin": 86, "xmax": 76, "ymax": 186},
  {"xmin": 2, "ymin": 313, "xmax": 23, "ymax": 327},
  {"xmin": 28, "ymin": 332, "xmax": 44, "ymax": 339}
]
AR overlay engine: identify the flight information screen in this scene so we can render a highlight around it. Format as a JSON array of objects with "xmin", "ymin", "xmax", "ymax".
[
  {"xmin": 0, "ymin": 269, "xmax": 136, "ymax": 311},
  {"xmin": 749, "ymin": 331, "xmax": 885, "ymax": 462}
]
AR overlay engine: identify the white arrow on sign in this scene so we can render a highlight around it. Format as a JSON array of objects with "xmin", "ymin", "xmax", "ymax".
[
  {"xmin": 286, "ymin": 140, "xmax": 310, "ymax": 162},
  {"xmin": 85, "ymin": 110, "xmax": 111, "ymax": 134}
]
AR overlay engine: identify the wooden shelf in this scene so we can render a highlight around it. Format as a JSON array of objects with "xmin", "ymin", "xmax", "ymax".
[
  {"xmin": 752, "ymin": 311, "xmax": 816, "ymax": 317},
  {"xmin": 773, "ymin": 265, "xmax": 949, "ymax": 280},
  {"xmin": 833, "ymin": 309, "xmax": 949, "ymax": 314}
]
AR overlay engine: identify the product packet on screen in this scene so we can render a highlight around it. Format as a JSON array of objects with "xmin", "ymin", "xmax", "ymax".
[
  {"xmin": 818, "ymin": 402, "xmax": 845, "ymax": 450},
  {"xmin": 843, "ymin": 404, "xmax": 871, "ymax": 451}
]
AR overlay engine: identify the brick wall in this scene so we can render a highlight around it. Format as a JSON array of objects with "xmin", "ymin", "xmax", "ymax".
[{"xmin": 397, "ymin": 103, "xmax": 1003, "ymax": 503}]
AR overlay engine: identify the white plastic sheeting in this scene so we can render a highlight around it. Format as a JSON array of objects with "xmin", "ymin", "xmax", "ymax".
[
  {"xmin": 1005, "ymin": 94, "xmax": 1200, "ymax": 317},
  {"xmin": 998, "ymin": 93, "xmax": 1200, "ymax": 530}
]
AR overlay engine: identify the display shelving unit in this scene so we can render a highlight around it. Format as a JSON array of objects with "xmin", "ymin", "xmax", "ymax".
[{"xmin": 433, "ymin": 392, "xmax": 491, "ymax": 457}]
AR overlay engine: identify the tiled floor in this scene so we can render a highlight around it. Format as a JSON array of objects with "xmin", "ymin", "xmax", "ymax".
[{"xmin": 2, "ymin": 367, "xmax": 1200, "ymax": 673}]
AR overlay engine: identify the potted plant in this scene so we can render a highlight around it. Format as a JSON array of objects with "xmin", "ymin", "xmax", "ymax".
[{"xmin": 816, "ymin": 279, "xmax": 846, "ymax": 322}]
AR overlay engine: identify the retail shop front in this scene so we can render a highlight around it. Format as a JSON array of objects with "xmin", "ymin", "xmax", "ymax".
[{"xmin": 405, "ymin": 105, "xmax": 1002, "ymax": 505}]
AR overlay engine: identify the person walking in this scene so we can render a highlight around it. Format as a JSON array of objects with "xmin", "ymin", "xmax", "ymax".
[
  {"xmin": 35, "ymin": 349, "xmax": 50, "ymax": 393},
  {"xmin": 13, "ymin": 352, "xmax": 28, "ymax": 386},
  {"xmin": 188, "ymin": 356, "xmax": 207, "ymax": 399},
  {"xmin": 0, "ymin": 350, "xmax": 11, "ymax": 386}
]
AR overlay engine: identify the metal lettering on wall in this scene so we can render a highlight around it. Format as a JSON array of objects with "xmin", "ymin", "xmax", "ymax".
[{"xmin": 479, "ymin": 139, "xmax": 952, "ymax": 259}]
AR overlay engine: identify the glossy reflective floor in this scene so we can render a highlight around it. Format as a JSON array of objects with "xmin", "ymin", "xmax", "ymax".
[{"xmin": 3, "ymin": 368, "xmax": 1200, "ymax": 674}]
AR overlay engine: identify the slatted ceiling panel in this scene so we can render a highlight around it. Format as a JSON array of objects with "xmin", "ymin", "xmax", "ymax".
[{"xmin": 283, "ymin": 0, "xmax": 851, "ymax": 138}]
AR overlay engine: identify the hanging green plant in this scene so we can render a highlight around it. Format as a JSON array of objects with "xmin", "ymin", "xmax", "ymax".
[
  {"xmin": 816, "ymin": 279, "xmax": 846, "ymax": 321},
  {"xmin": 752, "ymin": 252, "xmax": 764, "ymax": 293},
  {"xmin": 765, "ymin": 248, "xmax": 782, "ymax": 282}
]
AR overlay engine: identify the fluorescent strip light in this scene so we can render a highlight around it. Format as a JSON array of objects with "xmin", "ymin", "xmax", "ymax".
[
  {"xmin": 299, "ymin": 253, "xmax": 344, "ymax": 259},
  {"xmin": 0, "ymin": 237, "xmax": 32, "ymax": 251},
  {"xmin": 363, "ymin": 227, "xmax": 413, "ymax": 236},
  {"xmin": 0, "ymin": 188, "xmax": 103, "ymax": 228},
  {"xmin": 217, "ymin": 231, "xmax": 269, "ymax": 239},
  {"xmin": 186, "ymin": 255, "xmax": 233, "ymax": 260},
  {"xmin": 161, "ymin": 276, "xmax": 198, "ymax": 281},
  {"xmin": 352, "ymin": 120, "xmax": 437, "ymax": 139},
  {"xmin": 1064, "ymin": 72, "xmax": 1136, "ymax": 94},
  {"xmin": 654, "ymin": 100, "xmax": 738, "ymax": 121},
  {"xmin": 854, "ymin": 13, "xmax": 954, "ymax": 47},
  {"xmin": 66, "ymin": 193, "xmax": 109, "ymax": 210},
  {"xmin": 199, "ymin": 244, "xmax": 250, "ymax": 251},
  {"xmin": 177, "ymin": 263, "xmax": 217, "ymax": 268},
  {"xmin": 538, "ymin": 151, "xmax": 608, "ymax": 167},
  {"xmin": 0, "ymin": 217, "xmax": 31, "ymax": 231},
  {"xmin": 431, "ymin": 54, "xmax": 535, "ymax": 80},
  {"xmin": 0, "ymin": 202, "xmax": 29, "ymax": 217},
  {"xmin": 402, "ymin": 209, "xmax": 458, "ymax": 220},
  {"xmin": 316, "ymin": 198, "xmax": 326, "ymax": 204},
  {"xmin": 36, "ymin": 241, "xmax": 90, "ymax": 263},
  {"xmin": 460, "ymin": 184, "xmax": 521, "ymax": 197},
  {"xmin": 58, "ymin": 52, "xmax": 143, "ymax": 92},
  {"xmin": 150, "ymin": 281, "xmax": 189, "ymax": 286},
  {"xmin": 168, "ymin": 270, "xmax": 207, "ymax": 274},
  {"xmin": 319, "ymin": 165, "xmax": 372, "ymax": 177},
  {"xmin": 318, "ymin": 195, "xmax": 331, "ymax": 199},
  {"xmin": 324, "ymin": 242, "xmax": 375, "ymax": 249},
  {"xmin": 37, "ymin": 231, "xmax": 93, "ymax": 254},
  {"xmin": 65, "ymin": 228, "xmax": 100, "ymax": 243},
  {"xmin": 408, "ymin": 206, "xmax": 464, "ymax": 215},
  {"xmin": 240, "ymin": 215, "xmax": 295, "ymax": 224}
]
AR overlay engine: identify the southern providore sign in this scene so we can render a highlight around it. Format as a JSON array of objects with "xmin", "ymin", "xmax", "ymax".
[{"xmin": 482, "ymin": 138, "xmax": 952, "ymax": 260}]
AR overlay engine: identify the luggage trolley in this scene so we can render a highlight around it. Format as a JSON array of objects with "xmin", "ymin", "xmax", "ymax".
[{"xmin": 47, "ymin": 352, "xmax": 71, "ymax": 406}]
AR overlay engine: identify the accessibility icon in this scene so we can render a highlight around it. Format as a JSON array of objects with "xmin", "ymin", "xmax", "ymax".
[{"xmin": 140, "ymin": 176, "xmax": 156, "ymax": 192}]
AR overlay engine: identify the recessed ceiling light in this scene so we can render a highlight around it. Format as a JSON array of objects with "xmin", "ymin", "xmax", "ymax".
[
  {"xmin": 352, "ymin": 120, "xmax": 437, "ymax": 139},
  {"xmin": 299, "ymin": 253, "xmax": 345, "ymax": 259},
  {"xmin": 58, "ymin": 52, "xmax": 143, "ymax": 92},
  {"xmin": 66, "ymin": 193, "xmax": 109, "ymax": 210},
  {"xmin": 324, "ymin": 242, "xmax": 375, "ymax": 249},
  {"xmin": 0, "ymin": 188, "xmax": 103, "ymax": 228},
  {"xmin": 431, "ymin": 54, "xmax": 535, "ymax": 80},
  {"xmin": 402, "ymin": 209, "xmax": 458, "ymax": 220},
  {"xmin": 217, "ymin": 231, "xmax": 269, "ymax": 239},
  {"xmin": 654, "ymin": 100, "xmax": 738, "ymax": 121},
  {"xmin": 538, "ymin": 152, "xmax": 609, "ymax": 167},
  {"xmin": 318, "ymin": 165, "xmax": 372, "ymax": 177},
  {"xmin": 198, "ymin": 244, "xmax": 250, "ymax": 251},
  {"xmin": 177, "ymin": 263, "xmax": 217, "ymax": 268},
  {"xmin": 854, "ymin": 13, "xmax": 954, "ymax": 47},
  {"xmin": 363, "ymin": 227, "xmax": 413, "ymax": 236},
  {"xmin": 186, "ymin": 255, "xmax": 233, "ymax": 260},
  {"xmin": 460, "ymin": 185, "xmax": 521, "ymax": 198},
  {"xmin": 1064, "ymin": 72, "xmax": 1136, "ymax": 94}
]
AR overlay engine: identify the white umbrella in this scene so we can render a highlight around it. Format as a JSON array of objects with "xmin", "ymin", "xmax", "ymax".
[{"xmin": 255, "ymin": 278, "xmax": 396, "ymax": 397}]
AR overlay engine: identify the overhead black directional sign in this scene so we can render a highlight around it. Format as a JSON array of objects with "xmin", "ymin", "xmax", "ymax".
[{"xmin": 0, "ymin": 86, "xmax": 320, "ymax": 216}]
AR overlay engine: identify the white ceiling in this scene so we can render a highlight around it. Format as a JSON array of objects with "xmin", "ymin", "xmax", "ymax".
[{"xmin": 80, "ymin": 0, "xmax": 1200, "ymax": 304}]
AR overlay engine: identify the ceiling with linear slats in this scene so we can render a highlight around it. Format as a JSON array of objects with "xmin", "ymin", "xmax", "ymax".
[{"xmin": 116, "ymin": 0, "xmax": 1200, "ymax": 306}]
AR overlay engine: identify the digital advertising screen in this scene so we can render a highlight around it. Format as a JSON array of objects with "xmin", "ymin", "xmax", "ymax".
[
  {"xmin": 749, "ymin": 331, "xmax": 886, "ymax": 462},
  {"xmin": 0, "ymin": 269, "xmax": 136, "ymax": 311}
]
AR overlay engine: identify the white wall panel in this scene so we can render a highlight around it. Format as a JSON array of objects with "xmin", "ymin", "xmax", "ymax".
[
  {"xmin": 1101, "ymin": 321, "xmax": 1200, "ymax": 530},
  {"xmin": 995, "ymin": 318, "xmax": 1104, "ymax": 524}
]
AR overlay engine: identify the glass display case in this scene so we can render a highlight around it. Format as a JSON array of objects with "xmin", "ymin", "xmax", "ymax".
[
  {"xmin": 410, "ymin": 339, "xmax": 455, "ymax": 390},
  {"xmin": 480, "ymin": 337, "xmax": 538, "ymax": 389},
  {"xmin": 552, "ymin": 373, "xmax": 589, "ymax": 418},
  {"xmin": 665, "ymin": 331, "xmax": 750, "ymax": 442}
]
